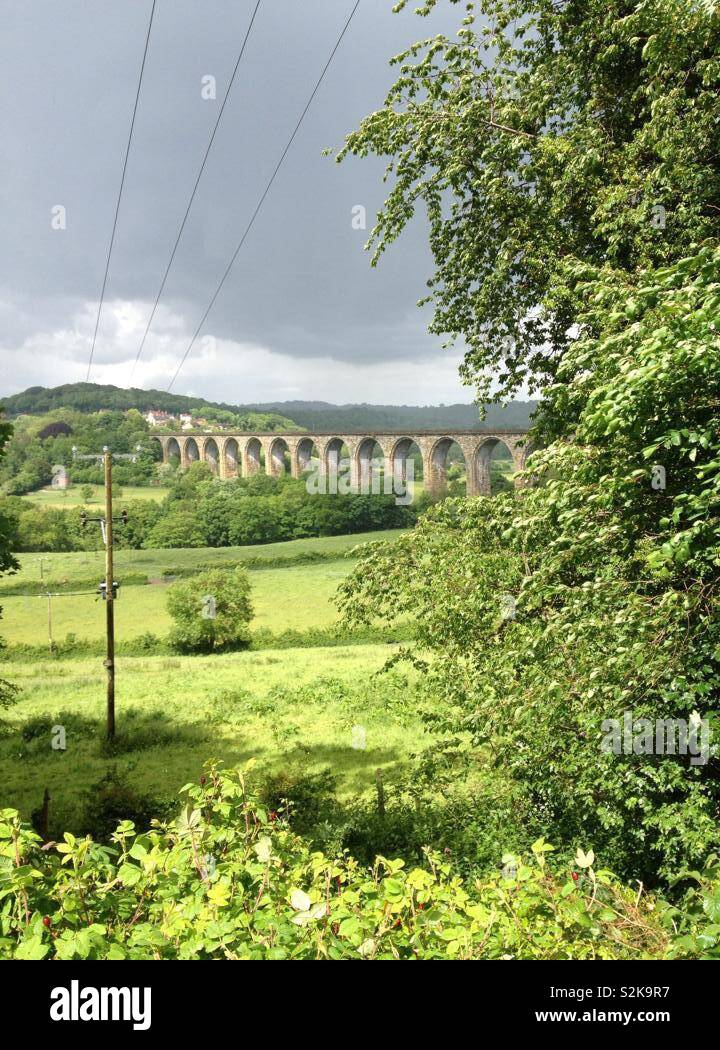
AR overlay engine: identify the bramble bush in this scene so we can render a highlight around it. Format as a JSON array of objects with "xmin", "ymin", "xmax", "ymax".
[{"xmin": 1, "ymin": 762, "xmax": 716, "ymax": 961}]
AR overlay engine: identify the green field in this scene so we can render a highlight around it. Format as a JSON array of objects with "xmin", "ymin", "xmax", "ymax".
[
  {"xmin": 0, "ymin": 529, "xmax": 424, "ymax": 840},
  {"xmin": 2, "ymin": 643, "xmax": 427, "ymax": 832},
  {"xmin": 2, "ymin": 529, "xmax": 403, "ymax": 595},
  {"xmin": 22, "ymin": 485, "xmax": 168, "ymax": 508},
  {"xmin": 1, "ymin": 560, "xmax": 353, "ymax": 644}
]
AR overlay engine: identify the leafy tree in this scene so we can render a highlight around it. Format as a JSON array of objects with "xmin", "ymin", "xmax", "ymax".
[
  {"xmin": 331, "ymin": 0, "xmax": 720, "ymax": 892},
  {"xmin": 166, "ymin": 568, "xmax": 253, "ymax": 653},
  {"xmin": 112, "ymin": 500, "xmax": 162, "ymax": 550},
  {"xmin": 227, "ymin": 498, "xmax": 286, "ymax": 546},
  {"xmin": 10, "ymin": 506, "xmax": 78, "ymax": 552},
  {"xmin": 339, "ymin": 248, "xmax": 720, "ymax": 884},
  {"xmin": 339, "ymin": 0, "xmax": 720, "ymax": 401},
  {"xmin": 145, "ymin": 509, "xmax": 206, "ymax": 549},
  {"xmin": 164, "ymin": 461, "xmax": 214, "ymax": 505},
  {"xmin": 0, "ymin": 425, "xmax": 53, "ymax": 494}
]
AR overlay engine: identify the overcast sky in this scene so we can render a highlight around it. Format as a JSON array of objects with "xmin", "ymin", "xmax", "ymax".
[{"xmin": 0, "ymin": 0, "xmax": 478, "ymax": 406}]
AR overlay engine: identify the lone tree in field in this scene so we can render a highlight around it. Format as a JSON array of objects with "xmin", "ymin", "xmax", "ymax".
[{"xmin": 166, "ymin": 567, "xmax": 253, "ymax": 653}]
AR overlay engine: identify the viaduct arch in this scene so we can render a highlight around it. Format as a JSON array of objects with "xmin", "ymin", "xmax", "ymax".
[{"xmin": 152, "ymin": 429, "xmax": 533, "ymax": 498}]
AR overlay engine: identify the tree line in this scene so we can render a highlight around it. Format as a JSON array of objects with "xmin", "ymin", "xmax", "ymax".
[{"xmin": 3, "ymin": 462, "xmax": 420, "ymax": 553}]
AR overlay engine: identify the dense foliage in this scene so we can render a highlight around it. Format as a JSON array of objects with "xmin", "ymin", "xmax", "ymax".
[
  {"xmin": 0, "ymin": 383, "xmax": 298, "ymax": 432},
  {"xmin": 2, "ymin": 763, "xmax": 717, "ymax": 960},
  {"xmin": 340, "ymin": 249, "xmax": 720, "ymax": 885},
  {"xmin": 166, "ymin": 567, "xmax": 253, "ymax": 653},
  {"xmin": 2, "ymin": 463, "xmax": 419, "ymax": 554},
  {"xmin": 339, "ymin": 0, "xmax": 720, "ymax": 402},
  {"xmin": 0, "ymin": 409, "xmax": 156, "ymax": 495},
  {"xmin": 0, "ymin": 406, "xmax": 301, "ymax": 497},
  {"xmin": 0, "ymin": 416, "xmax": 19, "ymax": 713},
  {"xmin": 1, "ymin": 382, "xmax": 536, "ymax": 432},
  {"xmin": 329, "ymin": 0, "xmax": 720, "ymax": 896}
]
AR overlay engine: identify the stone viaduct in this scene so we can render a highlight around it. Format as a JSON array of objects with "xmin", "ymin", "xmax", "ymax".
[{"xmin": 152, "ymin": 429, "xmax": 532, "ymax": 498}]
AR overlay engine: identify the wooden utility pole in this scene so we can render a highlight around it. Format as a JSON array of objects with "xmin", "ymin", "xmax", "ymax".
[
  {"xmin": 77, "ymin": 445, "xmax": 136, "ymax": 739},
  {"xmin": 104, "ymin": 450, "xmax": 115, "ymax": 740}
]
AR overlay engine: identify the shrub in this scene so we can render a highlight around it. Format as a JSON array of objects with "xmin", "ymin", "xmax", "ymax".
[
  {"xmin": 2, "ymin": 762, "xmax": 710, "ymax": 961},
  {"xmin": 259, "ymin": 769, "xmax": 344, "ymax": 852},
  {"xmin": 20, "ymin": 715, "xmax": 52, "ymax": 743},
  {"xmin": 166, "ymin": 566, "xmax": 253, "ymax": 653}
]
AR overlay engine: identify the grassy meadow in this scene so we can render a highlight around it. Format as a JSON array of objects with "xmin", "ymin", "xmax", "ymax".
[
  {"xmin": 2, "ymin": 643, "xmax": 429, "ymax": 832},
  {"xmin": 0, "ymin": 529, "xmax": 426, "ymax": 836},
  {"xmin": 22, "ymin": 484, "xmax": 168, "ymax": 508},
  {"xmin": 1, "ymin": 560, "xmax": 353, "ymax": 644},
  {"xmin": 2, "ymin": 529, "xmax": 403, "ymax": 594}
]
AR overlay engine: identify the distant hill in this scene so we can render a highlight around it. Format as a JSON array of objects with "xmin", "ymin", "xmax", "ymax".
[
  {"xmin": 0, "ymin": 383, "xmax": 537, "ymax": 432},
  {"xmin": 0, "ymin": 383, "xmax": 267, "ymax": 419},
  {"xmin": 243, "ymin": 400, "xmax": 537, "ymax": 431}
]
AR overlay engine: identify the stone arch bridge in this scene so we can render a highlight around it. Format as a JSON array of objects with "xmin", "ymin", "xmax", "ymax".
[{"xmin": 153, "ymin": 429, "xmax": 531, "ymax": 498}]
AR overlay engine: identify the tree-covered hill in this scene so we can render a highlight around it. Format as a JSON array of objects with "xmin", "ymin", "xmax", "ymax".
[
  {"xmin": 0, "ymin": 384, "xmax": 300, "ymax": 430},
  {"xmin": 0, "ymin": 405, "xmax": 294, "ymax": 497},
  {"xmin": 242, "ymin": 400, "xmax": 537, "ymax": 431},
  {"xmin": 0, "ymin": 383, "xmax": 536, "ymax": 432}
]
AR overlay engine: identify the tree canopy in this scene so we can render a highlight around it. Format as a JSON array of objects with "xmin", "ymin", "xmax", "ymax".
[
  {"xmin": 339, "ymin": 0, "xmax": 720, "ymax": 401},
  {"xmin": 337, "ymin": 0, "xmax": 720, "ymax": 885}
]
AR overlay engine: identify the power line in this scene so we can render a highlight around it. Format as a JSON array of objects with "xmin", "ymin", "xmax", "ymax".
[
  {"xmin": 166, "ymin": 0, "xmax": 361, "ymax": 393},
  {"xmin": 86, "ymin": 0, "xmax": 157, "ymax": 382},
  {"xmin": 13, "ymin": 590, "xmax": 100, "ymax": 599},
  {"xmin": 130, "ymin": 0, "xmax": 263, "ymax": 382}
]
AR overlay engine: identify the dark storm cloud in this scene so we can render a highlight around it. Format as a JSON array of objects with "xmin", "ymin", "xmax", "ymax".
[{"xmin": 0, "ymin": 0, "xmax": 472, "ymax": 403}]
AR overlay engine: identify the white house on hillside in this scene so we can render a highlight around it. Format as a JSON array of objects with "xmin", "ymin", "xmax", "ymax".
[{"xmin": 144, "ymin": 410, "xmax": 174, "ymax": 427}]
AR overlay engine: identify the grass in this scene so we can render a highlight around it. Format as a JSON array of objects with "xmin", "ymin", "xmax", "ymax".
[
  {"xmin": 0, "ymin": 560, "xmax": 354, "ymax": 645},
  {"xmin": 22, "ymin": 485, "xmax": 168, "ymax": 508},
  {"xmin": 0, "ymin": 531, "xmax": 424, "ymax": 838},
  {"xmin": 0, "ymin": 644, "xmax": 428, "ymax": 832},
  {"xmin": 2, "ymin": 529, "xmax": 404, "ymax": 595},
  {"xmin": 0, "ymin": 497, "xmax": 506, "ymax": 852}
]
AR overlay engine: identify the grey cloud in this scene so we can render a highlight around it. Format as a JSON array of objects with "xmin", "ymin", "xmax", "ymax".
[{"xmin": 0, "ymin": 0, "xmax": 470, "ymax": 402}]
